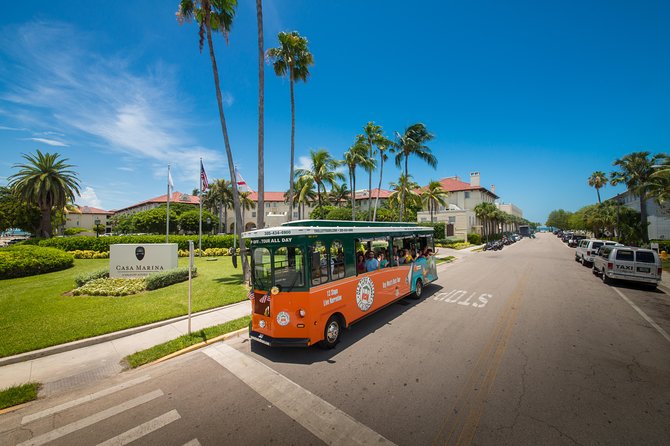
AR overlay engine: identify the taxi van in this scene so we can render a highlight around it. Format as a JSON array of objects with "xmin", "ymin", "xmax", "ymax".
[
  {"xmin": 592, "ymin": 245, "xmax": 662, "ymax": 289},
  {"xmin": 575, "ymin": 239, "xmax": 621, "ymax": 266}
]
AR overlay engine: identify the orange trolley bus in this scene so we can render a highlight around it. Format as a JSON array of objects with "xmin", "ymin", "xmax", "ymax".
[{"xmin": 244, "ymin": 220, "xmax": 438, "ymax": 348}]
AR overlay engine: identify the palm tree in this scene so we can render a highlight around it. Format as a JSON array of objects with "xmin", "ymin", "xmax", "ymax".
[
  {"xmin": 328, "ymin": 183, "xmax": 350, "ymax": 207},
  {"xmin": 393, "ymin": 123, "xmax": 437, "ymax": 220},
  {"xmin": 295, "ymin": 149, "xmax": 344, "ymax": 213},
  {"xmin": 177, "ymin": 0, "xmax": 247, "ymax": 275},
  {"xmin": 388, "ymin": 174, "xmax": 421, "ymax": 218},
  {"xmin": 372, "ymin": 136, "xmax": 392, "ymax": 221},
  {"xmin": 648, "ymin": 156, "xmax": 670, "ymax": 206},
  {"xmin": 474, "ymin": 202, "xmax": 497, "ymax": 240},
  {"xmin": 8, "ymin": 150, "xmax": 81, "ymax": 238},
  {"xmin": 361, "ymin": 122, "xmax": 384, "ymax": 219},
  {"xmin": 206, "ymin": 178, "xmax": 233, "ymax": 233},
  {"xmin": 610, "ymin": 151, "xmax": 665, "ymax": 243},
  {"xmin": 343, "ymin": 136, "xmax": 373, "ymax": 221},
  {"xmin": 256, "ymin": 0, "xmax": 265, "ymax": 230},
  {"xmin": 421, "ymin": 180, "xmax": 449, "ymax": 223},
  {"xmin": 588, "ymin": 171, "xmax": 607, "ymax": 204},
  {"xmin": 286, "ymin": 176, "xmax": 317, "ymax": 219},
  {"xmin": 239, "ymin": 191, "xmax": 256, "ymax": 227},
  {"xmin": 267, "ymin": 31, "xmax": 314, "ymax": 222}
]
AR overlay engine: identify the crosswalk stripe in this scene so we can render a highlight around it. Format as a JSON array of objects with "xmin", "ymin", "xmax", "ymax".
[
  {"xmin": 22, "ymin": 375, "xmax": 152, "ymax": 425},
  {"xmin": 96, "ymin": 410, "xmax": 181, "ymax": 446},
  {"xmin": 17, "ymin": 390, "xmax": 163, "ymax": 446},
  {"xmin": 204, "ymin": 344, "xmax": 395, "ymax": 446}
]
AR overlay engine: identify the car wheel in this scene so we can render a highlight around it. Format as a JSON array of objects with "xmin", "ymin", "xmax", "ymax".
[
  {"xmin": 581, "ymin": 256, "xmax": 586, "ymax": 266},
  {"xmin": 602, "ymin": 271, "xmax": 610, "ymax": 284},
  {"xmin": 318, "ymin": 315, "xmax": 342, "ymax": 349},
  {"xmin": 412, "ymin": 279, "xmax": 423, "ymax": 299},
  {"xmin": 592, "ymin": 266, "xmax": 598, "ymax": 276}
]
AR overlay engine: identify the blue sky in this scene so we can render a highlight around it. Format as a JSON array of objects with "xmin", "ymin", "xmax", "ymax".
[{"xmin": 1, "ymin": 1, "xmax": 668, "ymax": 223}]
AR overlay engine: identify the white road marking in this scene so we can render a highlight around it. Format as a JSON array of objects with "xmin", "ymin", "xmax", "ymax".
[
  {"xmin": 204, "ymin": 343, "xmax": 395, "ymax": 446},
  {"xmin": 21, "ymin": 375, "xmax": 151, "ymax": 425},
  {"xmin": 96, "ymin": 409, "xmax": 181, "ymax": 446},
  {"xmin": 432, "ymin": 290, "xmax": 492, "ymax": 308},
  {"xmin": 182, "ymin": 440, "xmax": 201, "ymax": 446},
  {"xmin": 612, "ymin": 287, "xmax": 670, "ymax": 344},
  {"xmin": 17, "ymin": 390, "xmax": 163, "ymax": 446}
]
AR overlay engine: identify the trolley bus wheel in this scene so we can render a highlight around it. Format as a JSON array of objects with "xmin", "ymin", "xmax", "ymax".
[
  {"xmin": 412, "ymin": 279, "xmax": 423, "ymax": 299},
  {"xmin": 319, "ymin": 315, "xmax": 342, "ymax": 349}
]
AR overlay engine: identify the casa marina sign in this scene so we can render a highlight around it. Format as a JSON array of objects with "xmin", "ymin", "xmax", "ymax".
[{"xmin": 110, "ymin": 243, "xmax": 178, "ymax": 278}]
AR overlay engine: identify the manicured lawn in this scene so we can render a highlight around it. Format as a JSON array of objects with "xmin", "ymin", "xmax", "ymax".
[
  {"xmin": 125, "ymin": 315, "xmax": 250, "ymax": 368},
  {"xmin": 0, "ymin": 257, "xmax": 246, "ymax": 358},
  {"xmin": 0, "ymin": 383, "xmax": 40, "ymax": 410}
]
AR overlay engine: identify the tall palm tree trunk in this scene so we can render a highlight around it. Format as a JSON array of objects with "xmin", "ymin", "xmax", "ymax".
[
  {"xmin": 349, "ymin": 168, "xmax": 355, "ymax": 220},
  {"xmin": 368, "ymin": 143, "xmax": 373, "ymax": 221},
  {"xmin": 205, "ymin": 21, "xmax": 248, "ymax": 279},
  {"xmin": 256, "ymin": 0, "xmax": 265, "ymax": 229},
  {"xmin": 640, "ymin": 191, "xmax": 649, "ymax": 243},
  {"xmin": 596, "ymin": 188, "xmax": 601, "ymax": 204},
  {"xmin": 400, "ymin": 156, "xmax": 409, "ymax": 221},
  {"xmin": 373, "ymin": 159, "xmax": 384, "ymax": 222},
  {"xmin": 287, "ymin": 67, "xmax": 296, "ymax": 222}
]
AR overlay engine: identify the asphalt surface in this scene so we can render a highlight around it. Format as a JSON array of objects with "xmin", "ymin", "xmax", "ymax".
[{"xmin": 2, "ymin": 232, "xmax": 669, "ymax": 445}]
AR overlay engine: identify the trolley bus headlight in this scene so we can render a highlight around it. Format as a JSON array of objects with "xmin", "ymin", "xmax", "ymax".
[
  {"xmin": 298, "ymin": 308, "xmax": 306, "ymax": 318},
  {"xmin": 271, "ymin": 286, "xmax": 280, "ymax": 295}
]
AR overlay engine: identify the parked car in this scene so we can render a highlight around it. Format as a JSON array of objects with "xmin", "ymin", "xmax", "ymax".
[
  {"xmin": 592, "ymin": 246, "xmax": 662, "ymax": 289},
  {"xmin": 567, "ymin": 235, "xmax": 587, "ymax": 247},
  {"xmin": 561, "ymin": 232, "xmax": 573, "ymax": 243},
  {"xmin": 575, "ymin": 239, "xmax": 621, "ymax": 266}
]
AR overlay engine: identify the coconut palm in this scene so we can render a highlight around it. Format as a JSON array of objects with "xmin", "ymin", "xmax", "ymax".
[
  {"xmin": 206, "ymin": 178, "xmax": 233, "ymax": 233},
  {"xmin": 372, "ymin": 135, "xmax": 392, "ymax": 221},
  {"xmin": 328, "ymin": 183, "xmax": 350, "ymax": 207},
  {"xmin": 286, "ymin": 176, "xmax": 317, "ymax": 220},
  {"xmin": 295, "ymin": 149, "xmax": 344, "ymax": 213},
  {"xmin": 421, "ymin": 180, "xmax": 449, "ymax": 223},
  {"xmin": 389, "ymin": 174, "xmax": 421, "ymax": 217},
  {"xmin": 610, "ymin": 151, "xmax": 666, "ymax": 243},
  {"xmin": 239, "ymin": 191, "xmax": 256, "ymax": 225},
  {"xmin": 474, "ymin": 202, "xmax": 497, "ymax": 239},
  {"xmin": 343, "ymin": 137, "xmax": 370, "ymax": 220},
  {"xmin": 267, "ymin": 31, "xmax": 314, "ymax": 222},
  {"xmin": 361, "ymin": 122, "xmax": 384, "ymax": 219},
  {"xmin": 588, "ymin": 171, "xmax": 608, "ymax": 204},
  {"xmin": 647, "ymin": 156, "xmax": 670, "ymax": 206},
  {"xmin": 8, "ymin": 150, "xmax": 81, "ymax": 238},
  {"xmin": 177, "ymin": 0, "xmax": 247, "ymax": 275},
  {"xmin": 256, "ymin": 0, "xmax": 265, "ymax": 230},
  {"xmin": 393, "ymin": 123, "xmax": 437, "ymax": 220}
]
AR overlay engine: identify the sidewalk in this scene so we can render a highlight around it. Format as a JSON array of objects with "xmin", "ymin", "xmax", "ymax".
[{"xmin": 0, "ymin": 302, "xmax": 251, "ymax": 393}]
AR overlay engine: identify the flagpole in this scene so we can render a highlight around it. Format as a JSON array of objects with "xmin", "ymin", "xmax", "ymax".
[
  {"xmin": 199, "ymin": 158, "xmax": 203, "ymax": 257},
  {"xmin": 166, "ymin": 165, "xmax": 171, "ymax": 243}
]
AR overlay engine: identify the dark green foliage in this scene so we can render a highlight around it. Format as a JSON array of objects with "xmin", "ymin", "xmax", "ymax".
[
  {"xmin": 37, "ymin": 234, "xmax": 238, "ymax": 252},
  {"xmin": 145, "ymin": 267, "xmax": 197, "ymax": 291},
  {"xmin": 467, "ymin": 233, "xmax": 482, "ymax": 245},
  {"xmin": 64, "ymin": 227, "xmax": 88, "ymax": 236},
  {"xmin": 419, "ymin": 222, "xmax": 446, "ymax": 239},
  {"xmin": 74, "ymin": 267, "xmax": 110, "ymax": 287},
  {"xmin": 0, "ymin": 245, "xmax": 74, "ymax": 279},
  {"xmin": 177, "ymin": 209, "xmax": 218, "ymax": 234}
]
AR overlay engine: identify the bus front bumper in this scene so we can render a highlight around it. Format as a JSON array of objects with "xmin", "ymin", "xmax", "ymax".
[{"xmin": 249, "ymin": 330, "xmax": 310, "ymax": 347}]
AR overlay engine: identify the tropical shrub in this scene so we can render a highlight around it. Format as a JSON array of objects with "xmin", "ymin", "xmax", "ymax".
[
  {"xmin": 420, "ymin": 222, "xmax": 446, "ymax": 239},
  {"xmin": 74, "ymin": 268, "xmax": 110, "ymax": 287},
  {"xmin": 467, "ymin": 233, "xmax": 482, "ymax": 245},
  {"xmin": 145, "ymin": 267, "xmax": 197, "ymax": 291},
  {"xmin": 0, "ymin": 245, "xmax": 74, "ymax": 279},
  {"xmin": 72, "ymin": 278, "xmax": 146, "ymax": 296},
  {"xmin": 64, "ymin": 227, "xmax": 88, "ymax": 236},
  {"xmin": 68, "ymin": 250, "xmax": 110, "ymax": 259},
  {"xmin": 38, "ymin": 234, "xmax": 239, "ymax": 252}
]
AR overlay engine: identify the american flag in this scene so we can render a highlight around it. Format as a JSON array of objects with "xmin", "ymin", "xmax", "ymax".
[
  {"xmin": 247, "ymin": 289, "xmax": 255, "ymax": 300},
  {"xmin": 200, "ymin": 160, "xmax": 209, "ymax": 191},
  {"xmin": 259, "ymin": 293, "xmax": 271, "ymax": 303}
]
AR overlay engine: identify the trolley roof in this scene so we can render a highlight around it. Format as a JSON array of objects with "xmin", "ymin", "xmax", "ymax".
[{"xmin": 242, "ymin": 219, "xmax": 433, "ymax": 240}]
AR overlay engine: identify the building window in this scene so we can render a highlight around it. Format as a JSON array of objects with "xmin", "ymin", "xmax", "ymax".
[
  {"xmin": 465, "ymin": 191, "xmax": 470, "ymax": 198},
  {"xmin": 252, "ymin": 212, "xmax": 256, "ymax": 217}
]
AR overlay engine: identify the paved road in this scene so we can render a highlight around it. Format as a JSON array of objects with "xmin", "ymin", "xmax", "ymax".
[{"xmin": 2, "ymin": 233, "xmax": 669, "ymax": 445}]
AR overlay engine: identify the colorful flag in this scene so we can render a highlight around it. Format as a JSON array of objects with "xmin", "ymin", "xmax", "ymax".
[
  {"xmin": 235, "ymin": 167, "xmax": 253, "ymax": 193},
  {"xmin": 259, "ymin": 292, "xmax": 271, "ymax": 303},
  {"xmin": 200, "ymin": 160, "xmax": 209, "ymax": 191},
  {"xmin": 247, "ymin": 289, "xmax": 255, "ymax": 300}
]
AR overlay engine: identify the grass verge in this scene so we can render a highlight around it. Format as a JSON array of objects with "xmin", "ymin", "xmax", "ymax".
[
  {"xmin": 0, "ymin": 383, "xmax": 40, "ymax": 410},
  {"xmin": 436, "ymin": 256, "xmax": 455, "ymax": 264},
  {"xmin": 0, "ymin": 257, "xmax": 246, "ymax": 358},
  {"xmin": 125, "ymin": 315, "xmax": 251, "ymax": 368}
]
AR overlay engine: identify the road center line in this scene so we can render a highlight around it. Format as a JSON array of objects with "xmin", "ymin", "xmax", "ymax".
[
  {"xmin": 611, "ymin": 287, "xmax": 670, "ymax": 344},
  {"xmin": 96, "ymin": 409, "xmax": 181, "ymax": 446},
  {"xmin": 21, "ymin": 375, "xmax": 152, "ymax": 425},
  {"xmin": 17, "ymin": 390, "xmax": 164, "ymax": 446},
  {"xmin": 203, "ymin": 343, "xmax": 395, "ymax": 446}
]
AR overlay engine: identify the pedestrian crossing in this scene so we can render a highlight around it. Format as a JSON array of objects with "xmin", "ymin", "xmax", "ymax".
[{"xmin": 11, "ymin": 375, "xmax": 200, "ymax": 446}]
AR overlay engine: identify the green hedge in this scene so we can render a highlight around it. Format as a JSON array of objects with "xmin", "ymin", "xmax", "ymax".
[
  {"xmin": 145, "ymin": 267, "xmax": 197, "ymax": 291},
  {"xmin": 467, "ymin": 233, "xmax": 482, "ymax": 245},
  {"xmin": 75, "ymin": 268, "xmax": 110, "ymax": 287},
  {"xmin": 38, "ymin": 234, "xmax": 239, "ymax": 252},
  {"xmin": 0, "ymin": 245, "xmax": 74, "ymax": 279}
]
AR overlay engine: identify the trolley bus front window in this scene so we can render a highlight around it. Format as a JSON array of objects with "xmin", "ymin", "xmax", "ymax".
[
  {"xmin": 252, "ymin": 247, "xmax": 272, "ymax": 291},
  {"xmin": 274, "ymin": 246, "xmax": 305, "ymax": 290}
]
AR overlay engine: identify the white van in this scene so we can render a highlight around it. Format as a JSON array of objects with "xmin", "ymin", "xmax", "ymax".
[
  {"xmin": 575, "ymin": 239, "xmax": 621, "ymax": 266},
  {"xmin": 592, "ymin": 246, "xmax": 662, "ymax": 289}
]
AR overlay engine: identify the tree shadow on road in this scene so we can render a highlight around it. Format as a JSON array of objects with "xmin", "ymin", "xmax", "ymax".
[{"xmin": 250, "ymin": 284, "xmax": 444, "ymax": 365}]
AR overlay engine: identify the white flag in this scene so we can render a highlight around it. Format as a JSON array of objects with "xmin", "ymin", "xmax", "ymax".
[{"xmin": 168, "ymin": 169, "xmax": 174, "ymax": 192}]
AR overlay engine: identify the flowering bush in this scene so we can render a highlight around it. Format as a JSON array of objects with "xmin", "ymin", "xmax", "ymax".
[
  {"xmin": 74, "ymin": 268, "xmax": 110, "ymax": 287},
  {"xmin": 67, "ymin": 250, "xmax": 110, "ymax": 259}
]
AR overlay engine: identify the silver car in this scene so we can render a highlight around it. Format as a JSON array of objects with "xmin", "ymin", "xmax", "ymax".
[
  {"xmin": 575, "ymin": 239, "xmax": 621, "ymax": 266},
  {"xmin": 592, "ymin": 246, "xmax": 662, "ymax": 289}
]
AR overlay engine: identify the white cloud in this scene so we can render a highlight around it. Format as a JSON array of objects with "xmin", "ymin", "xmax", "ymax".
[
  {"xmin": 296, "ymin": 156, "xmax": 311, "ymax": 171},
  {"xmin": 26, "ymin": 137, "xmax": 68, "ymax": 147},
  {"xmin": 0, "ymin": 21, "xmax": 224, "ymax": 171},
  {"xmin": 77, "ymin": 186, "xmax": 102, "ymax": 208},
  {"xmin": 0, "ymin": 126, "xmax": 27, "ymax": 132}
]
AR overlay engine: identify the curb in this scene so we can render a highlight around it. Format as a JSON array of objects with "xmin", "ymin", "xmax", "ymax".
[
  {"xmin": 0, "ymin": 302, "xmax": 248, "ymax": 367},
  {"xmin": 139, "ymin": 327, "xmax": 249, "ymax": 368}
]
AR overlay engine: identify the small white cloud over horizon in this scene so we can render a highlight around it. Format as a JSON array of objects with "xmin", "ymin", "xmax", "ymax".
[
  {"xmin": 77, "ymin": 186, "xmax": 102, "ymax": 208},
  {"xmin": 26, "ymin": 137, "xmax": 68, "ymax": 147}
]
